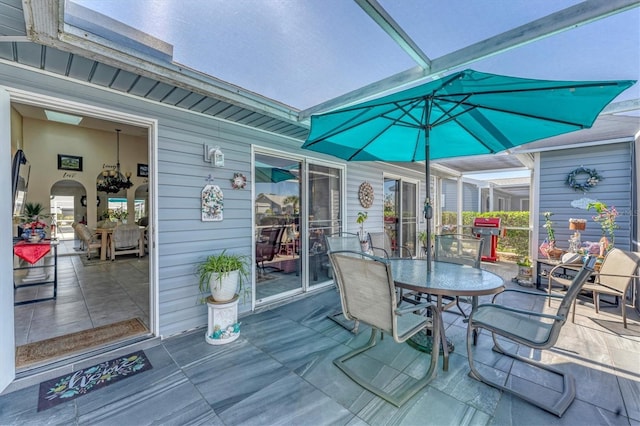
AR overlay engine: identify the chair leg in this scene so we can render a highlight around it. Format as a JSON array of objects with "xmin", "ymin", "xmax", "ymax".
[
  {"xmin": 466, "ymin": 323, "xmax": 576, "ymax": 417},
  {"xmin": 454, "ymin": 296, "xmax": 468, "ymax": 318},
  {"xmin": 327, "ymin": 311, "xmax": 359, "ymax": 334},
  {"xmin": 334, "ymin": 318, "xmax": 440, "ymax": 407}
]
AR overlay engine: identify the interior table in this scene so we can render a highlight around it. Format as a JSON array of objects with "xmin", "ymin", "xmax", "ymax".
[
  {"xmin": 13, "ymin": 240, "xmax": 58, "ymax": 305},
  {"xmin": 389, "ymin": 259, "xmax": 505, "ymax": 371},
  {"xmin": 95, "ymin": 227, "xmax": 114, "ymax": 260}
]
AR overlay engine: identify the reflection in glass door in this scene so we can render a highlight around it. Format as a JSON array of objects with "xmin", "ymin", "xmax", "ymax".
[
  {"xmin": 308, "ymin": 163, "xmax": 342, "ymax": 288},
  {"xmin": 383, "ymin": 177, "xmax": 417, "ymax": 256},
  {"xmin": 254, "ymin": 153, "xmax": 302, "ymax": 301}
]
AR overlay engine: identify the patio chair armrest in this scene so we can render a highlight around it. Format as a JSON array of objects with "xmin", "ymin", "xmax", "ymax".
[
  {"xmin": 476, "ymin": 303, "xmax": 563, "ymax": 321},
  {"xmin": 395, "ymin": 302, "xmax": 436, "ymax": 316},
  {"xmin": 399, "ymin": 245, "xmax": 414, "ymax": 258},
  {"xmin": 491, "ymin": 288, "xmax": 564, "ymax": 302},
  {"xmin": 594, "ymin": 272, "xmax": 639, "ymax": 280},
  {"xmin": 370, "ymin": 245, "xmax": 390, "ymax": 258}
]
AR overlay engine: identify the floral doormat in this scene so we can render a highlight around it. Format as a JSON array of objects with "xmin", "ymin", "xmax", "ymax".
[{"xmin": 37, "ymin": 350, "xmax": 152, "ymax": 411}]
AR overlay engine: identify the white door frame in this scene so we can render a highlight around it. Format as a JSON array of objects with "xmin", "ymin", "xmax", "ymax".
[
  {"xmin": 0, "ymin": 88, "xmax": 15, "ymax": 392},
  {"xmin": 0, "ymin": 87, "xmax": 159, "ymax": 392}
]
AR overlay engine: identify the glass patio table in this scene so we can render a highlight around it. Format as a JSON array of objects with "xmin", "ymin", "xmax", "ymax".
[{"xmin": 389, "ymin": 259, "xmax": 505, "ymax": 370}]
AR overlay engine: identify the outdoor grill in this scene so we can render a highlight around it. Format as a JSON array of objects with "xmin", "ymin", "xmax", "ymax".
[{"xmin": 472, "ymin": 217, "xmax": 502, "ymax": 262}]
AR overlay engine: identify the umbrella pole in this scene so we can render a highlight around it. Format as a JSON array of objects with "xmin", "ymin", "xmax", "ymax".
[{"xmin": 424, "ymin": 127, "xmax": 432, "ymax": 272}]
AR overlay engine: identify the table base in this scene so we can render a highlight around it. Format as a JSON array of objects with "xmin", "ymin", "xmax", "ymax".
[{"xmin": 407, "ymin": 332, "xmax": 454, "ymax": 354}]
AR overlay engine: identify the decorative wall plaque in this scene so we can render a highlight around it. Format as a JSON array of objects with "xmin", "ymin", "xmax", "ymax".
[
  {"xmin": 358, "ymin": 181, "xmax": 374, "ymax": 208},
  {"xmin": 201, "ymin": 184, "xmax": 223, "ymax": 221}
]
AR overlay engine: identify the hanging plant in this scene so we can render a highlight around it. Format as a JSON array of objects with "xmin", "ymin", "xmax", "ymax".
[{"xmin": 566, "ymin": 167, "xmax": 603, "ymax": 192}]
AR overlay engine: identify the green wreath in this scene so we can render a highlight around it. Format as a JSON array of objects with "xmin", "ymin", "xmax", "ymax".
[{"xmin": 566, "ymin": 167, "xmax": 603, "ymax": 192}]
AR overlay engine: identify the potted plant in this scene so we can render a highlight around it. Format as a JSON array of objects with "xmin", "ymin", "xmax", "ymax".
[
  {"xmin": 516, "ymin": 255, "xmax": 533, "ymax": 284},
  {"xmin": 197, "ymin": 250, "xmax": 249, "ymax": 303},
  {"xmin": 356, "ymin": 211, "xmax": 369, "ymax": 251},
  {"xmin": 418, "ymin": 230, "xmax": 428, "ymax": 255},
  {"xmin": 587, "ymin": 201, "xmax": 618, "ymax": 254},
  {"xmin": 541, "ymin": 212, "xmax": 562, "ymax": 260},
  {"xmin": 19, "ymin": 202, "xmax": 50, "ymax": 241}
]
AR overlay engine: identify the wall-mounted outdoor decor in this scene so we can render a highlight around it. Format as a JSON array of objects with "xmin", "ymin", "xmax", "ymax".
[
  {"xmin": 566, "ymin": 167, "xmax": 602, "ymax": 192},
  {"xmin": 358, "ymin": 181, "xmax": 374, "ymax": 208},
  {"xmin": 57, "ymin": 154, "xmax": 83, "ymax": 171},
  {"xmin": 202, "ymin": 175, "xmax": 223, "ymax": 221},
  {"xmin": 231, "ymin": 173, "xmax": 246, "ymax": 189}
]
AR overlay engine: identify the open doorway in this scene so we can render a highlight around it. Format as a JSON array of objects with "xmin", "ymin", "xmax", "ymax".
[{"xmin": 10, "ymin": 100, "xmax": 153, "ymax": 371}]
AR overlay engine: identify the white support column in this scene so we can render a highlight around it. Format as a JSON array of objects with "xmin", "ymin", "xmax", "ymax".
[
  {"xmin": 488, "ymin": 185, "xmax": 494, "ymax": 212},
  {"xmin": 456, "ymin": 177, "xmax": 463, "ymax": 232}
]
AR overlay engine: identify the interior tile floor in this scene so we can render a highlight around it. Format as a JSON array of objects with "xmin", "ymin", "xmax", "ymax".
[
  {"xmin": 13, "ymin": 237, "xmax": 150, "ymax": 348},
  {"xmin": 2, "ymin": 260, "xmax": 639, "ymax": 425}
]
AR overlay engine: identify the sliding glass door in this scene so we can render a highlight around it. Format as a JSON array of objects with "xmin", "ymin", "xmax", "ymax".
[
  {"xmin": 383, "ymin": 177, "xmax": 418, "ymax": 257},
  {"xmin": 308, "ymin": 163, "xmax": 342, "ymax": 289},
  {"xmin": 254, "ymin": 153, "xmax": 302, "ymax": 302},
  {"xmin": 254, "ymin": 153, "xmax": 343, "ymax": 303}
]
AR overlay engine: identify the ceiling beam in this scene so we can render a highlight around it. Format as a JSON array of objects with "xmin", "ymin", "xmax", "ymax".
[
  {"xmin": 353, "ymin": 0, "xmax": 431, "ymax": 69},
  {"xmin": 300, "ymin": 0, "xmax": 640, "ymax": 120}
]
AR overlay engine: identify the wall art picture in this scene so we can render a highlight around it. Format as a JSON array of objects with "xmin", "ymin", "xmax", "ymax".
[
  {"xmin": 137, "ymin": 163, "xmax": 149, "ymax": 177},
  {"xmin": 57, "ymin": 154, "xmax": 83, "ymax": 171},
  {"xmin": 201, "ymin": 184, "xmax": 223, "ymax": 221}
]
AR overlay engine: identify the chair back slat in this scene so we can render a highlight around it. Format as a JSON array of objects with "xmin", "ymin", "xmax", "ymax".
[
  {"xmin": 434, "ymin": 234, "xmax": 483, "ymax": 268},
  {"xmin": 597, "ymin": 248, "xmax": 640, "ymax": 292},
  {"xmin": 329, "ymin": 251, "xmax": 395, "ymax": 333},
  {"xmin": 325, "ymin": 232, "xmax": 362, "ymax": 253},
  {"xmin": 113, "ymin": 223, "xmax": 142, "ymax": 249}
]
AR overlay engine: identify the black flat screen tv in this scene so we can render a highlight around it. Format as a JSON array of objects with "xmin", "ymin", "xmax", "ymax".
[{"xmin": 11, "ymin": 149, "xmax": 30, "ymax": 217}]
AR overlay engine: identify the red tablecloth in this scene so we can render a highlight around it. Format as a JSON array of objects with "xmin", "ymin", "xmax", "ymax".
[{"xmin": 14, "ymin": 241, "xmax": 51, "ymax": 264}]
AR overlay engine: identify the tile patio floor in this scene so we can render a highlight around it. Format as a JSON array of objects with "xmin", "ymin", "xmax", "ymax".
[{"xmin": 1, "ymin": 262, "xmax": 639, "ymax": 425}]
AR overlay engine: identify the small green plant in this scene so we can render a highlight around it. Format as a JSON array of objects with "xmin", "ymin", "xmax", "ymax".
[
  {"xmin": 418, "ymin": 230, "xmax": 428, "ymax": 247},
  {"xmin": 22, "ymin": 202, "xmax": 49, "ymax": 220},
  {"xmin": 196, "ymin": 250, "xmax": 249, "ymax": 301},
  {"xmin": 587, "ymin": 201, "xmax": 618, "ymax": 247},
  {"xmin": 542, "ymin": 211, "xmax": 555, "ymax": 242},
  {"xmin": 516, "ymin": 256, "xmax": 532, "ymax": 267},
  {"xmin": 356, "ymin": 211, "xmax": 368, "ymax": 242}
]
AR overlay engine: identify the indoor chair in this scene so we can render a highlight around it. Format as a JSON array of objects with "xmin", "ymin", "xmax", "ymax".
[
  {"xmin": 466, "ymin": 256, "xmax": 597, "ymax": 417},
  {"xmin": 255, "ymin": 226, "xmax": 285, "ymax": 274},
  {"xmin": 71, "ymin": 222, "xmax": 102, "ymax": 259},
  {"xmin": 571, "ymin": 248, "xmax": 640, "ymax": 328},
  {"xmin": 110, "ymin": 222, "xmax": 143, "ymax": 261},
  {"xmin": 329, "ymin": 250, "xmax": 441, "ymax": 407}
]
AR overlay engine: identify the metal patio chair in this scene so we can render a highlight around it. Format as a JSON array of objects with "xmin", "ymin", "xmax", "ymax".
[
  {"xmin": 329, "ymin": 250, "xmax": 440, "ymax": 407},
  {"xmin": 324, "ymin": 232, "xmax": 365, "ymax": 333},
  {"xmin": 403, "ymin": 234, "xmax": 483, "ymax": 317},
  {"xmin": 368, "ymin": 231, "xmax": 413, "ymax": 259},
  {"xmin": 571, "ymin": 248, "xmax": 640, "ymax": 328},
  {"xmin": 466, "ymin": 256, "xmax": 597, "ymax": 417}
]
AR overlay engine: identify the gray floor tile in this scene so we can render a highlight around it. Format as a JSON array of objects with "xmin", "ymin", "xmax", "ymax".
[{"xmin": 5, "ymin": 258, "xmax": 640, "ymax": 425}]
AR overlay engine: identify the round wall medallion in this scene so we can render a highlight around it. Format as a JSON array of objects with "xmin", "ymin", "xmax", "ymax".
[
  {"xmin": 80, "ymin": 195, "xmax": 100, "ymax": 207},
  {"xmin": 358, "ymin": 182, "xmax": 374, "ymax": 208}
]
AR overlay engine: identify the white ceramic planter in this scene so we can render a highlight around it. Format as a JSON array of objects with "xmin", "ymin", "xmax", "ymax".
[{"xmin": 210, "ymin": 269, "xmax": 239, "ymax": 302}]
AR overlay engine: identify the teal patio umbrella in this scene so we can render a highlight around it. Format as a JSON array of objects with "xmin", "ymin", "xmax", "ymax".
[{"xmin": 301, "ymin": 69, "xmax": 634, "ymax": 268}]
